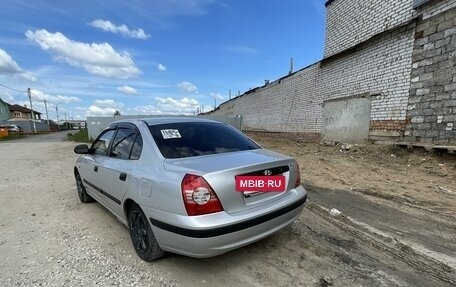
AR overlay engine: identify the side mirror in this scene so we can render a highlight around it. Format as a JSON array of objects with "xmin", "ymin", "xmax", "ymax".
[{"xmin": 74, "ymin": 144, "xmax": 90, "ymax": 154}]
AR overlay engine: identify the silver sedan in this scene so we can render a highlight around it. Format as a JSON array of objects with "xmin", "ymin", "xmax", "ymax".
[{"xmin": 74, "ymin": 118, "xmax": 307, "ymax": 261}]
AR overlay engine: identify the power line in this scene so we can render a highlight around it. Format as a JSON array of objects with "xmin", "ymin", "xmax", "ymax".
[
  {"xmin": 0, "ymin": 83, "xmax": 26, "ymax": 93},
  {"xmin": 29, "ymin": 90, "xmax": 43, "ymax": 102}
]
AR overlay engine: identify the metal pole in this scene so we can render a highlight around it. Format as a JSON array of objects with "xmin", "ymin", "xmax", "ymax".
[
  {"xmin": 44, "ymin": 100, "xmax": 50, "ymax": 131},
  {"xmin": 56, "ymin": 106, "xmax": 60, "ymax": 131},
  {"xmin": 27, "ymin": 88, "xmax": 36, "ymax": 133},
  {"xmin": 289, "ymin": 57, "xmax": 294, "ymax": 75}
]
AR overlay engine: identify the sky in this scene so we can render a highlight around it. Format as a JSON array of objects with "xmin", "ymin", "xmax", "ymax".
[{"xmin": 0, "ymin": 0, "xmax": 326, "ymax": 121}]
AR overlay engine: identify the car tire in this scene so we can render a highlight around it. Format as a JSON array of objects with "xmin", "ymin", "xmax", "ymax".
[
  {"xmin": 75, "ymin": 172, "xmax": 94, "ymax": 203},
  {"xmin": 128, "ymin": 204, "xmax": 165, "ymax": 261}
]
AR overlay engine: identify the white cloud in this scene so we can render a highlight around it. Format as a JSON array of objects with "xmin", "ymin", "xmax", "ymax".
[
  {"xmin": 224, "ymin": 45, "xmax": 258, "ymax": 54},
  {"xmin": 30, "ymin": 89, "xmax": 81, "ymax": 104},
  {"xmin": 88, "ymin": 19, "xmax": 150, "ymax": 39},
  {"xmin": 126, "ymin": 97, "xmax": 200, "ymax": 115},
  {"xmin": 86, "ymin": 99, "xmax": 124, "ymax": 116},
  {"xmin": 25, "ymin": 29, "xmax": 140, "ymax": 79},
  {"xmin": 157, "ymin": 63, "xmax": 167, "ymax": 71},
  {"xmin": 0, "ymin": 92, "xmax": 15, "ymax": 103},
  {"xmin": 0, "ymin": 49, "xmax": 36, "ymax": 82},
  {"xmin": 177, "ymin": 81, "xmax": 198, "ymax": 93},
  {"xmin": 127, "ymin": 105, "xmax": 161, "ymax": 115},
  {"xmin": 87, "ymin": 105, "xmax": 116, "ymax": 116},
  {"xmin": 209, "ymin": 92, "xmax": 224, "ymax": 100},
  {"xmin": 155, "ymin": 96, "xmax": 199, "ymax": 115},
  {"xmin": 117, "ymin": 85, "xmax": 137, "ymax": 95}
]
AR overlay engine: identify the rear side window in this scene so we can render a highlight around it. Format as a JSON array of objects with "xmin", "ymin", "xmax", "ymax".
[
  {"xmin": 130, "ymin": 135, "xmax": 143, "ymax": 160},
  {"xmin": 149, "ymin": 122, "xmax": 260, "ymax": 159}
]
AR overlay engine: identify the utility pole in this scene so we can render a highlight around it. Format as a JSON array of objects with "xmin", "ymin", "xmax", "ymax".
[
  {"xmin": 229, "ymin": 89, "xmax": 231, "ymax": 100},
  {"xmin": 56, "ymin": 106, "xmax": 60, "ymax": 131},
  {"xmin": 289, "ymin": 57, "xmax": 294, "ymax": 75},
  {"xmin": 44, "ymin": 100, "xmax": 50, "ymax": 131},
  {"xmin": 27, "ymin": 88, "xmax": 36, "ymax": 133},
  {"xmin": 214, "ymin": 98, "xmax": 216, "ymax": 110}
]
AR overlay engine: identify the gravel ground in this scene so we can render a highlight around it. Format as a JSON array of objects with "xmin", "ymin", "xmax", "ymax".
[{"xmin": 0, "ymin": 131, "xmax": 454, "ymax": 286}]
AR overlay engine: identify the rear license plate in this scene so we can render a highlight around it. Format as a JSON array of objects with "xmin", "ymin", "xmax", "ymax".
[{"xmin": 235, "ymin": 175, "xmax": 286, "ymax": 192}]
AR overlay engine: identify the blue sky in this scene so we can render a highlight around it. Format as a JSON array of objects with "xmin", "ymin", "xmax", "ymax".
[{"xmin": 0, "ymin": 0, "xmax": 325, "ymax": 120}]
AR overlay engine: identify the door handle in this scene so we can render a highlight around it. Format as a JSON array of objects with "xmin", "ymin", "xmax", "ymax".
[
  {"xmin": 119, "ymin": 172, "xmax": 127, "ymax": 181},
  {"xmin": 94, "ymin": 166, "xmax": 98, "ymax": 172}
]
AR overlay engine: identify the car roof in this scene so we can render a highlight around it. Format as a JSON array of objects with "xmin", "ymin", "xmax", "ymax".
[{"xmin": 113, "ymin": 117, "xmax": 221, "ymax": 126}]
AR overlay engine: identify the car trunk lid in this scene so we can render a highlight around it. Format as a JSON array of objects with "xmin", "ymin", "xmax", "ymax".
[{"xmin": 163, "ymin": 149, "xmax": 299, "ymax": 214}]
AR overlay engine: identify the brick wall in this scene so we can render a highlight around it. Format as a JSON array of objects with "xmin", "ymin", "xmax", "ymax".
[
  {"xmin": 213, "ymin": 63, "xmax": 320, "ymax": 134},
  {"xmin": 420, "ymin": 0, "xmax": 456, "ymax": 19},
  {"xmin": 405, "ymin": 5, "xmax": 456, "ymax": 144},
  {"xmin": 324, "ymin": 0, "xmax": 415, "ymax": 57},
  {"xmin": 212, "ymin": 26, "xmax": 415, "ymax": 139},
  {"xmin": 210, "ymin": 0, "xmax": 455, "ymax": 144},
  {"xmin": 320, "ymin": 26, "xmax": 415, "ymax": 136}
]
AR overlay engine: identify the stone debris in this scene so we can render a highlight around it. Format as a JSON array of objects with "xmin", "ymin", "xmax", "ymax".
[
  {"xmin": 329, "ymin": 208, "xmax": 342, "ymax": 217},
  {"xmin": 438, "ymin": 186, "xmax": 454, "ymax": 194}
]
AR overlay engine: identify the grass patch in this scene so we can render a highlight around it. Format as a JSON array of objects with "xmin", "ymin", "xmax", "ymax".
[
  {"xmin": 0, "ymin": 133, "xmax": 25, "ymax": 141},
  {"xmin": 67, "ymin": 128, "xmax": 91, "ymax": 143}
]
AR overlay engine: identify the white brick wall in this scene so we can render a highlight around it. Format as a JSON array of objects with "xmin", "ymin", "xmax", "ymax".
[
  {"xmin": 213, "ymin": 64, "xmax": 320, "ymax": 132},
  {"xmin": 210, "ymin": 0, "xmax": 454, "ymax": 138},
  {"xmin": 324, "ymin": 0, "xmax": 415, "ymax": 57},
  {"xmin": 212, "ymin": 27, "xmax": 415, "ymax": 133},
  {"xmin": 320, "ymin": 27, "xmax": 415, "ymax": 123}
]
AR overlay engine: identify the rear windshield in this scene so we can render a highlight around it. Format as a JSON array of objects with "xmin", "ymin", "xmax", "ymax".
[{"xmin": 149, "ymin": 122, "xmax": 260, "ymax": 158}]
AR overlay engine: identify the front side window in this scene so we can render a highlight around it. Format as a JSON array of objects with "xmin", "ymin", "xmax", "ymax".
[
  {"xmin": 149, "ymin": 122, "xmax": 260, "ymax": 159},
  {"xmin": 92, "ymin": 130, "xmax": 115, "ymax": 155},
  {"xmin": 110, "ymin": 128, "xmax": 138, "ymax": 160}
]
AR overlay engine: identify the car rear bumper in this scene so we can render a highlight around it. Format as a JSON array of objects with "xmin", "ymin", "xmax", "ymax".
[{"xmin": 144, "ymin": 186, "xmax": 307, "ymax": 258}]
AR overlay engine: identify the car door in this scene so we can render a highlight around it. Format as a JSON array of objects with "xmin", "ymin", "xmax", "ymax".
[
  {"xmin": 78, "ymin": 128, "xmax": 116, "ymax": 205},
  {"xmin": 97, "ymin": 126, "xmax": 143, "ymax": 217}
]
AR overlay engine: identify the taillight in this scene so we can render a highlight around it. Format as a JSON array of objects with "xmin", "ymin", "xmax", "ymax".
[
  {"xmin": 181, "ymin": 174, "xmax": 223, "ymax": 216},
  {"xmin": 294, "ymin": 162, "xmax": 301, "ymax": 188}
]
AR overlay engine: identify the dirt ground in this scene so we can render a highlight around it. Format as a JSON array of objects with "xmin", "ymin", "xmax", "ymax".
[{"xmin": 0, "ymin": 131, "xmax": 455, "ymax": 287}]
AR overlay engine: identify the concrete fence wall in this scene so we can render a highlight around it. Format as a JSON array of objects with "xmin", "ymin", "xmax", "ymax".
[
  {"xmin": 3, "ymin": 120, "xmax": 51, "ymax": 133},
  {"xmin": 322, "ymin": 95, "xmax": 371, "ymax": 142}
]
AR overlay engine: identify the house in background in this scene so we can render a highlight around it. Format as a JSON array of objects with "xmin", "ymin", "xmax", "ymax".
[
  {"xmin": 0, "ymin": 98, "xmax": 51, "ymax": 132},
  {"xmin": 7, "ymin": 104, "xmax": 42, "ymax": 121},
  {"xmin": 0, "ymin": 98, "xmax": 11, "ymax": 123}
]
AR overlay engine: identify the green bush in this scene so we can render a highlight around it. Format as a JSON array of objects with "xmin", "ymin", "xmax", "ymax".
[
  {"xmin": 0, "ymin": 133, "xmax": 25, "ymax": 141},
  {"xmin": 67, "ymin": 129, "xmax": 90, "ymax": 143}
]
